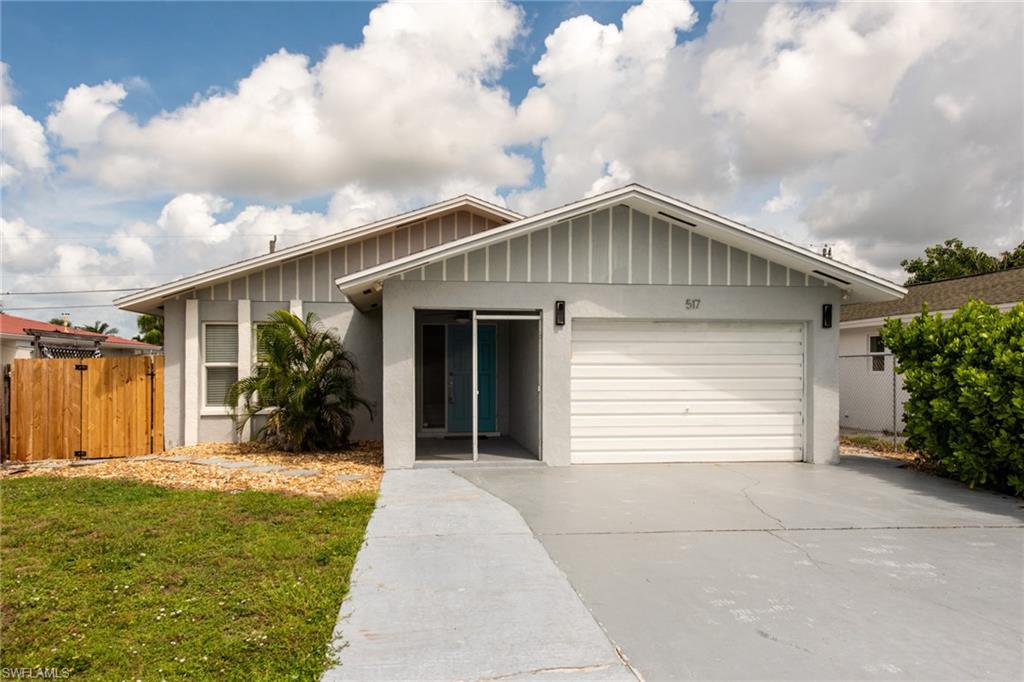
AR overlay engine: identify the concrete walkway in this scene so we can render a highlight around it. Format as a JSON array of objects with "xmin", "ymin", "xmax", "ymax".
[{"xmin": 325, "ymin": 469, "xmax": 634, "ymax": 681}]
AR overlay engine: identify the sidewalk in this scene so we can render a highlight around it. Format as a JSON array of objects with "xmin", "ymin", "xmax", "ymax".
[{"xmin": 325, "ymin": 469, "xmax": 635, "ymax": 681}]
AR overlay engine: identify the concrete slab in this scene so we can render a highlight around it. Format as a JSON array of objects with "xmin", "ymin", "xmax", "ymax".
[
  {"xmin": 276, "ymin": 468, "xmax": 316, "ymax": 478},
  {"xmin": 246, "ymin": 465, "xmax": 284, "ymax": 474},
  {"xmin": 159, "ymin": 455, "xmax": 194, "ymax": 463},
  {"xmin": 459, "ymin": 455, "xmax": 1024, "ymax": 680},
  {"xmin": 325, "ymin": 469, "xmax": 633, "ymax": 682},
  {"xmin": 215, "ymin": 460, "xmax": 258, "ymax": 470},
  {"xmin": 130, "ymin": 455, "xmax": 161, "ymax": 462},
  {"xmin": 334, "ymin": 473, "xmax": 367, "ymax": 481},
  {"xmin": 193, "ymin": 457, "xmax": 233, "ymax": 466}
]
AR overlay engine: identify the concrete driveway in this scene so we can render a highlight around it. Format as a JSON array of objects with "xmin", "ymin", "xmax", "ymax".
[{"xmin": 459, "ymin": 455, "xmax": 1024, "ymax": 680}]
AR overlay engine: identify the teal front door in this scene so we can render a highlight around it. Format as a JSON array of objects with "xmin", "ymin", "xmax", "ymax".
[{"xmin": 447, "ymin": 324, "xmax": 497, "ymax": 433}]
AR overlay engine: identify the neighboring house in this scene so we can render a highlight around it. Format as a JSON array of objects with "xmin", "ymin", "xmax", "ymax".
[
  {"xmin": 0, "ymin": 313, "xmax": 161, "ymax": 365},
  {"xmin": 839, "ymin": 267, "xmax": 1024, "ymax": 433},
  {"xmin": 116, "ymin": 184, "xmax": 905, "ymax": 468}
]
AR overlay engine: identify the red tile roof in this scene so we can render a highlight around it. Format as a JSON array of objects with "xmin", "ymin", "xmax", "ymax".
[{"xmin": 0, "ymin": 313, "xmax": 159, "ymax": 348}]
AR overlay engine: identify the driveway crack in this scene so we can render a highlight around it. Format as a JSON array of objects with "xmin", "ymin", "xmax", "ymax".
[
  {"xmin": 721, "ymin": 466, "xmax": 786, "ymax": 529},
  {"xmin": 766, "ymin": 530, "xmax": 832, "ymax": 573},
  {"xmin": 477, "ymin": 661, "xmax": 624, "ymax": 680}
]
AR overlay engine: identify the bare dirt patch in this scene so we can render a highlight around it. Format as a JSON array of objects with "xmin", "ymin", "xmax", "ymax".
[{"xmin": 2, "ymin": 441, "xmax": 382, "ymax": 498}]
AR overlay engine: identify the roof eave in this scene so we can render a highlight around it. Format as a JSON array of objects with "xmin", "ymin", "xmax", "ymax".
[{"xmin": 115, "ymin": 195, "xmax": 523, "ymax": 312}]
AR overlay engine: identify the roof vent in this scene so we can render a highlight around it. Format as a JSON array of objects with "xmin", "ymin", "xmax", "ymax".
[{"xmin": 269, "ymin": 235, "xmax": 277, "ymax": 254}]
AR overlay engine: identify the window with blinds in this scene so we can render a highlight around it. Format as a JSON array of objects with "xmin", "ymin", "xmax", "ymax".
[{"xmin": 204, "ymin": 324, "xmax": 238, "ymax": 406}]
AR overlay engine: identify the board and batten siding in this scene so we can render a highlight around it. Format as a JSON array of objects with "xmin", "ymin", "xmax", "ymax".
[
  {"xmin": 399, "ymin": 206, "xmax": 830, "ymax": 288},
  {"xmin": 570, "ymin": 319, "xmax": 805, "ymax": 463},
  {"xmin": 177, "ymin": 209, "xmax": 504, "ymax": 303}
]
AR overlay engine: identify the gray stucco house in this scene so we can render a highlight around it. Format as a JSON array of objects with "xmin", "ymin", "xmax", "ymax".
[{"xmin": 116, "ymin": 184, "xmax": 905, "ymax": 469}]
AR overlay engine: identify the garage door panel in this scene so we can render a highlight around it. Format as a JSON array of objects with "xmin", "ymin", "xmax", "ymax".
[
  {"xmin": 572, "ymin": 424, "xmax": 800, "ymax": 437},
  {"xmin": 573, "ymin": 448, "xmax": 803, "ymax": 464},
  {"xmin": 571, "ymin": 341, "xmax": 803, "ymax": 356},
  {"xmin": 572, "ymin": 377, "xmax": 804, "ymax": 391},
  {"xmin": 571, "ymin": 364, "xmax": 804, "ymax": 379},
  {"xmin": 570, "ymin": 319, "xmax": 804, "ymax": 463},
  {"xmin": 570, "ymin": 353, "xmax": 803, "ymax": 366},
  {"xmin": 572, "ymin": 389, "xmax": 803, "ymax": 402},
  {"xmin": 574, "ymin": 328, "xmax": 804, "ymax": 343},
  {"xmin": 573, "ymin": 435, "xmax": 802, "ymax": 450},
  {"xmin": 571, "ymin": 400, "xmax": 804, "ymax": 415},
  {"xmin": 572, "ymin": 413, "xmax": 802, "ymax": 428}
]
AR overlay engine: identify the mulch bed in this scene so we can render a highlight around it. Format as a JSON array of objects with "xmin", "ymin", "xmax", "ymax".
[
  {"xmin": 1, "ymin": 441, "xmax": 382, "ymax": 498},
  {"xmin": 840, "ymin": 440, "xmax": 924, "ymax": 465}
]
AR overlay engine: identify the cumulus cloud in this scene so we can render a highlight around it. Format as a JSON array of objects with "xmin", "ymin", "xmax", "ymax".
[
  {"xmin": 1, "ymin": 0, "xmax": 1021, "ymax": 311},
  {"xmin": 45, "ymin": 1, "xmax": 532, "ymax": 200},
  {"xmin": 1, "ymin": 63, "xmax": 51, "ymax": 185}
]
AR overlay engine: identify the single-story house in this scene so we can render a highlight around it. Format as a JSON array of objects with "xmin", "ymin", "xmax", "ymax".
[
  {"xmin": 839, "ymin": 266, "xmax": 1024, "ymax": 433},
  {"xmin": 0, "ymin": 312, "xmax": 161, "ymax": 365},
  {"xmin": 116, "ymin": 184, "xmax": 905, "ymax": 468}
]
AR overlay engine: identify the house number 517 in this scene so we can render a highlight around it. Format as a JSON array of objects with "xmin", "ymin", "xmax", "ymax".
[{"xmin": 685, "ymin": 298, "xmax": 701, "ymax": 310}]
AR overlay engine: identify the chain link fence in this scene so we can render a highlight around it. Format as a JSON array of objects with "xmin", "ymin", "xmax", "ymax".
[{"xmin": 839, "ymin": 353, "xmax": 910, "ymax": 448}]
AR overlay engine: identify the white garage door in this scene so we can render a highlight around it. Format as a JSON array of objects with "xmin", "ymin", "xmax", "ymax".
[{"xmin": 570, "ymin": 319, "xmax": 805, "ymax": 463}]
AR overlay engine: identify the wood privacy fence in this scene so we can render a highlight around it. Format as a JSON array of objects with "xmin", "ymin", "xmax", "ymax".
[{"xmin": 4, "ymin": 356, "xmax": 163, "ymax": 462}]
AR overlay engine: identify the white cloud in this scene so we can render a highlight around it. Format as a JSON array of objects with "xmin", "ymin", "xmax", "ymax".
[
  {"xmin": 1, "ymin": 217, "xmax": 57, "ymax": 273},
  {"xmin": 46, "ymin": 81, "xmax": 127, "ymax": 148},
  {"xmin": 1, "ymin": 63, "xmax": 51, "ymax": 185},
  {"xmin": 44, "ymin": 1, "xmax": 532, "ymax": 200},
  {"xmin": 1, "ymin": 0, "xmax": 1020, "ymax": 304}
]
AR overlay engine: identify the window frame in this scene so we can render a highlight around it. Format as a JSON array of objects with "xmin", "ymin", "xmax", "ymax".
[
  {"xmin": 201, "ymin": 321, "xmax": 239, "ymax": 414},
  {"xmin": 868, "ymin": 334, "xmax": 885, "ymax": 372}
]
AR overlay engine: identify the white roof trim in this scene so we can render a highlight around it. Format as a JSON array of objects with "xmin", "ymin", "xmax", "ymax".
[
  {"xmin": 115, "ymin": 195, "xmax": 522, "ymax": 312},
  {"xmin": 335, "ymin": 184, "xmax": 907, "ymax": 303}
]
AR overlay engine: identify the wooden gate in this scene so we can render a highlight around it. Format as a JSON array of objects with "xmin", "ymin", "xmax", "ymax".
[{"xmin": 6, "ymin": 356, "xmax": 164, "ymax": 462}]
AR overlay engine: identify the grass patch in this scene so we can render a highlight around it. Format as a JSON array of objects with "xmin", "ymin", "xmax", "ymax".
[{"xmin": 0, "ymin": 476, "xmax": 375, "ymax": 680}]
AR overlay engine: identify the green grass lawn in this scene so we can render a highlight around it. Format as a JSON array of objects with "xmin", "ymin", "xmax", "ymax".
[{"xmin": 0, "ymin": 476, "xmax": 376, "ymax": 680}]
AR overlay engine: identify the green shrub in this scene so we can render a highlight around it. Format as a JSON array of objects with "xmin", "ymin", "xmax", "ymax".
[
  {"xmin": 882, "ymin": 300, "xmax": 1024, "ymax": 494},
  {"xmin": 228, "ymin": 310, "xmax": 373, "ymax": 451}
]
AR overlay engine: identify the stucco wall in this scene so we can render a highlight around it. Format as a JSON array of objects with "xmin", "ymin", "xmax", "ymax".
[
  {"xmin": 163, "ymin": 298, "xmax": 383, "ymax": 448},
  {"xmin": 382, "ymin": 279, "xmax": 842, "ymax": 469}
]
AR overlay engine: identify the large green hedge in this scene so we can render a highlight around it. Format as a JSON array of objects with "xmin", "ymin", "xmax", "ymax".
[{"xmin": 882, "ymin": 300, "xmax": 1024, "ymax": 495}]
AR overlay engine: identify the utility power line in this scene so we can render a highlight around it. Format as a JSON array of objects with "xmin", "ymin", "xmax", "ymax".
[
  {"xmin": 1, "ymin": 287, "xmax": 144, "ymax": 296},
  {"xmin": 1, "ymin": 303, "xmax": 124, "ymax": 312}
]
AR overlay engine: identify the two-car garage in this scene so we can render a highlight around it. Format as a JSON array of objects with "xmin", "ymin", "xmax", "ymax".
[{"xmin": 569, "ymin": 319, "xmax": 806, "ymax": 464}]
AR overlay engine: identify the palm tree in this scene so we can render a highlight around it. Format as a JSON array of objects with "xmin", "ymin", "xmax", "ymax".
[
  {"xmin": 134, "ymin": 313, "xmax": 163, "ymax": 345},
  {"xmin": 227, "ymin": 310, "xmax": 373, "ymax": 452},
  {"xmin": 81, "ymin": 320, "xmax": 119, "ymax": 336}
]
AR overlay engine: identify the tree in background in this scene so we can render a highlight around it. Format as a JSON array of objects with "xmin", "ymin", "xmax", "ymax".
[
  {"xmin": 227, "ymin": 310, "xmax": 372, "ymax": 452},
  {"xmin": 1000, "ymin": 242, "xmax": 1024, "ymax": 269},
  {"xmin": 134, "ymin": 314, "xmax": 164, "ymax": 346},
  {"xmin": 901, "ymin": 238, "xmax": 1024, "ymax": 285},
  {"xmin": 80, "ymin": 321, "xmax": 119, "ymax": 336}
]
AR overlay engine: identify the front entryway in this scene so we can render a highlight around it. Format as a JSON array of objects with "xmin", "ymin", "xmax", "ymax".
[
  {"xmin": 445, "ymin": 323, "xmax": 496, "ymax": 433},
  {"xmin": 415, "ymin": 309, "xmax": 541, "ymax": 463}
]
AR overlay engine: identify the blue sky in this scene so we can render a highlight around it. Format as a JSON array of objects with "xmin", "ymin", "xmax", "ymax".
[
  {"xmin": 0, "ymin": 1, "xmax": 1019, "ymax": 330},
  {"xmin": 3, "ymin": 2, "xmax": 711, "ymax": 123}
]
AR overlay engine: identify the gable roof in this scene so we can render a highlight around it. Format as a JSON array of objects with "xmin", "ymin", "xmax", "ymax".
[
  {"xmin": 336, "ymin": 184, "xmax": 906, "ymax": 309},
  {"xmin": 0, "ymin": 313, "xmax": 160, "ymax": 349},
  {"xmin": 842, "ymin": 267, "xmax": 1024, "ymax": 322},
  {"xmin": 115, "ymin": 194, "xmax": 522, "ymax": 313}
]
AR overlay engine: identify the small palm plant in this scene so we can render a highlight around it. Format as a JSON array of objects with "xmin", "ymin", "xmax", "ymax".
[{"xmin": 227, "ymin": 310, "xmax": 372, "ymax": 452}]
